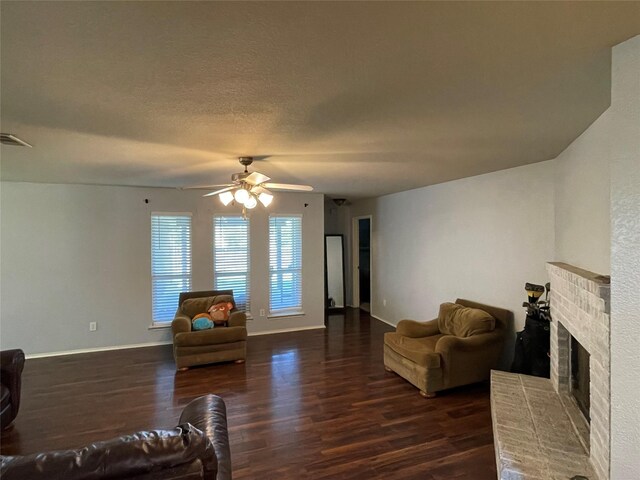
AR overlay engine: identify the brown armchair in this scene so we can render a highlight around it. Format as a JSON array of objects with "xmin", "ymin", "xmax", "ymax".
[
  {"xmin": 1, "ymin": 349, "xmax": 25, "ymax": 430},
  {"xmin": 172, "ymin": 290, "xmax": 247, "ymax": 370},
  {"xmin": 384, "ymin": 299, "xmax": 510, "ymax": 398}
]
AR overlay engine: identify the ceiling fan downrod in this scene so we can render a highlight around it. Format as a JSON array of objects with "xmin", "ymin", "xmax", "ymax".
[{"xmin": 238, "ymin": 156, "xmax": 253, "ymax": 172}]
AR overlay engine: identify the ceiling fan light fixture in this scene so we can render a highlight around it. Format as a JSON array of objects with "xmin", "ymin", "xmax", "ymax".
[
  {"xmin": 219, "ymin": 191, "xmax": 234, "ymax": 206},
  {"xmin": 234, "ymin": 188, "xmax": 250, "ymax": 204},
  {"xmin": 258, "ymin": 192, "xmax": 273, "ymax": 207},
  {"xmin": 244, "ymin": 194, "xmax": 258, "ymax": 209}
]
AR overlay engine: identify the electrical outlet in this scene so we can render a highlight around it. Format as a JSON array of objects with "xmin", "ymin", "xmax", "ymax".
[
  {"xmin": 260, "ymin": 309, "xmax": 266, "ymax": 317},
  {"xmin": 383, "ymin": 299, "xmax": 387, "ymax": 307},
  {"xmin": 89, "ymin": 322, "xmax": 97, "ymax": 332}
]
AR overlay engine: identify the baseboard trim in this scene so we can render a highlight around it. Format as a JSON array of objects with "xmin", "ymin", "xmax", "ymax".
[
  {"xmin": 25, "ymin": 341, "xmax": 173, "ymax": 359},
  {"xmin": 25, "ymin": 326, "xmax": 327, "ymax": 359},
  {"xmin": 370, "ymin": 313, "xmax": 396, "ymax": 328},
  {"xmin": 248, "ymin": 325, "xmax": 326, "ymax": 336}
]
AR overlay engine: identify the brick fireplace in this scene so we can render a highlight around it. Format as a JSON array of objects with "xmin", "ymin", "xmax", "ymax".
[
  {"xmin": 491, "ymin": 262, "xmax": 611, "ymax": 479},
  {"xmin": 547, "ymin": 262, "xmax": 611, "ymax": 480}
]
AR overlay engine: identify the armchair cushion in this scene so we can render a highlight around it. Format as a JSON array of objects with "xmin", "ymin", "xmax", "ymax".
[
  {"xmin": 181, "ymin": 295, "xmax": 237, "ymax": 320},
  {"xmin": 437, "ymin": 302, "xmax": 495, "ymax": 337},
  {"xmin": 383, "ymin": 332, "xmax": 443, "ymax": 368},
  {"xmin": 181, "ymin": 297, "xmax": 216, "ymax": 319}
]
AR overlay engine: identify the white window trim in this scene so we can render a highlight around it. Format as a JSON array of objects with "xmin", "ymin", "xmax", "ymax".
[
  {"xmin": 150, "ymin": 212, "xmax": 193, "ymax": 326},
  {"xmin": 268, "ymin": 213, "xmax": 303, "ymax": 316}
]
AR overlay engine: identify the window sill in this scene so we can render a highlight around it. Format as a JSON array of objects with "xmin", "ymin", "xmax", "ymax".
[
  {"xmin": 148, "ymin": 323, "xmax": 172, "ymax": 330},
  {"xmin": 268, "ymin": 311, "xmax": 305, "ymax": 319}
]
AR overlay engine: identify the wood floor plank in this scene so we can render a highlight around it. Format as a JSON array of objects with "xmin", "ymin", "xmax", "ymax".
[{"xmin": 0, "ymin": 309, "xmax": 497, "ymax": 479}]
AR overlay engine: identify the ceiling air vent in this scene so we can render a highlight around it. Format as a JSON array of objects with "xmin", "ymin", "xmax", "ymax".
[{"xmin": 0, "ymin": 133, "xmax": 32, "ymax": 147}]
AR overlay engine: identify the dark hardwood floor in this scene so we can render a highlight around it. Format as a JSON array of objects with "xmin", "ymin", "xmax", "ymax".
[{"xmin": 1, "ymin": 309, "xmax": 497, "ymax": 479}]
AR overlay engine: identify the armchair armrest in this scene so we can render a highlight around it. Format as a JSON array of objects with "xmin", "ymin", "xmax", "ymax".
[
  {"xmin": 396, "ymin": 319, "xmax": 439, "ymax": 338},
  {"xmin": 228, "ymin": 311, "xmax": 247, "ymax": 328},
  {"xmin": 435, "ymin": 330, "xmax": 503, "ymax": 354},
  {"xmin": 435, "ymin": 330, "xmax": 505, "ymax": 388},
  {"xmin": 172, "ymin": 314, "xmax": 192, "ymax": 337},
  {"xmin": 174, "ymin": 326, "xmax": 247, "ymax": 347}
]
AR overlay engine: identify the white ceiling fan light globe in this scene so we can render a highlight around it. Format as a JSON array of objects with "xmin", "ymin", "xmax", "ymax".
[
  {"xmin": 244, "ymin": 194, "xmax": 258, "ymax": 209},
  {"xmin": 234, "ymin": 188, "xmax": 250, "ymax": 204},
  {"xmin": 258, "ymin": 192, "xmax": 273, "ymax": 207},
  {"xmin": 219, "ymin": 191, "xmax": 234, "ymax": 206}
]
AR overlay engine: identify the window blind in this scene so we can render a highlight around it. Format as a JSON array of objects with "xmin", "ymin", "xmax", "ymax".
[
  {"xmin": 214, "ymin": 216, "xmax": 250, "ymax": 312},
  {"xmin": 151, "ymin": 214, "xmax": 192, "ymax": 323},
  {"xmin": 269, "ymin": 215, "xmax": 302, "ymax": 313}
]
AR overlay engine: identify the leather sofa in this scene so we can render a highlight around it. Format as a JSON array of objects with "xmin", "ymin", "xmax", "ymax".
[
  {"xmin": 0, "ymin": 349, "xmax": 25, "ymax": 430},
  {"xmin": 384, "ymin": 299, "xmax": 510, "ymax": 397},
  {"xmin": 0, "ymin": 394, "xmax": 232, "ymax": 480},
  {"xmin": 172, "ymin": 290, "xmax": 248, "ymax": 370}
]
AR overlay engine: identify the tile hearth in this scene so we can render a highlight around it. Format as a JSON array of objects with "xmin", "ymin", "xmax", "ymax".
[{"xmin": 491, "ymin": 370, "xmax": 595, "ymax": 480}]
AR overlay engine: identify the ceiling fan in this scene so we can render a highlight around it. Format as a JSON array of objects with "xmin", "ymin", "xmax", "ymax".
[{"xmin": 199, "ymin": 157, "xmax": 313, "ymax": 211}]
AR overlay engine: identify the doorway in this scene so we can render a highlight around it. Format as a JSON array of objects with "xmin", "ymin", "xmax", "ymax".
[{"xmin": 352, "ymin": 216, "xmax": 372, "ymax": 312}]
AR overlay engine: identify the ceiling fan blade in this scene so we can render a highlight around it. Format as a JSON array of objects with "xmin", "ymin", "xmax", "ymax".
[
  {"xmin": 263, "ymin": 183, "xmax": 314, "ymax": 192},
  {"xmin": 245, "ymin": 171, "xmax": 271, "ymax": 186},
  {"xmin": 203, "ymin": 186, "xmax": 235, "ymax": 197},
  {"xmin": 183, "ymin": 183, "xmax": 233, "ymax": 190},
  {"xmin": 250, "ymin": 186, "xmax": 273, "ymax": 195}
]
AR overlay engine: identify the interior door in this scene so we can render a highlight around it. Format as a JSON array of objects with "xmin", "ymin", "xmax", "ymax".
[{"xmin": 358, "ymin": 218, "xmax": 371, "ymax": 311}]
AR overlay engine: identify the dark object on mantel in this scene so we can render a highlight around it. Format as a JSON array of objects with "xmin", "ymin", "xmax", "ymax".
[{"xmin": 511, "ymin": 283, "xmax": 551, "ymax": 378}]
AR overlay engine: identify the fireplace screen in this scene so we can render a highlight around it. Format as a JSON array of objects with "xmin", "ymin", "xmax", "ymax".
[{"xmin": 571, "ymin": 336, "xmax": 590, "ymax": 422}]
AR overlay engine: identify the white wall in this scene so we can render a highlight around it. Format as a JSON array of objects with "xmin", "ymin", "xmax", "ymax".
[
  {"xmin": 554, "ymin": 110, "xmax": 611, "ymax": 275},
  {"xmin": 609, "ymin": 35, "xmax": 640, "ymax": 479},
  {"xmin": 349, "ymin": 160, "xmax": 556, "ymax": 363},
  {"xmin": 0, "ymin": 182, "xmax": 325, "ymax": 355}
]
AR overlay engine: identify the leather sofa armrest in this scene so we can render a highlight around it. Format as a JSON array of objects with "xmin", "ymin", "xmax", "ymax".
[
  {"xmin": 172, "ymin": 314, "xmax": 192, "ymax": 337},
  {"xmin": 396, "ymin": 319, "xmax": 439, "ymax": 338},
  {"xmin": 0, "ymin": 349, "xmax": 25, "ymax": 409},
  {"xmin": 179, "ymin": 394, "xmax": 231, "ymax": 480},
  {"xmin": 0, "ymin": 424, "xmax": 216, "ymax": 480},
  {"xmin": 228, "ymin": 311, "xmax": 247, "ymax": 328}
]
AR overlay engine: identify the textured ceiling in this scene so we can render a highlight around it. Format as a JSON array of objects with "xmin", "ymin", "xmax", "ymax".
[{"xmin": 1, "ymin": 2, "xmax": 639, "ymax": 199}]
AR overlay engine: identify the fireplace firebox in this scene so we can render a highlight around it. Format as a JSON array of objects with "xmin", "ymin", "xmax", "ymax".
[{"xmin": 570, "ymin": 336, "xmax": 591, "ymax": 423}]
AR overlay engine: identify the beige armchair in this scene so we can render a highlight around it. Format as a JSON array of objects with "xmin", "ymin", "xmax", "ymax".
[
  {"xmin": 172, "ymin": 290, "xmax": 247, "ymax": 370},
  {"xmin": 384, "ymin": 299, "xmax": 510, "ymax": 398}
]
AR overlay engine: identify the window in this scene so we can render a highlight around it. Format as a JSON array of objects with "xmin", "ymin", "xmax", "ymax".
[
  {"xmin": 151, "ymin": 214, "xmax": 192, "ymax": 324},
  {"xmin": 269, "ymin": 215, "xmax": 302, "ymax": 314},
  {"xmin": 213, "ymin": 216, "xmax": 250, "ymax": 312}
]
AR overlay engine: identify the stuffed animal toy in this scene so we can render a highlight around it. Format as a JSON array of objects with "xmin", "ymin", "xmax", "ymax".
[
  {"xmin": 208, "ymin": 301, "xmax": 234, "ymax": 326},
  {"xmin": 192, "ymin": 312, "xmax": 214, "ymax": 331}
]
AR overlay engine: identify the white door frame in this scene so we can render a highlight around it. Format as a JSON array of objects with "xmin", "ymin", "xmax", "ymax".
[{"xmin": 352, "ymin": 215, "xmax": 372, "ymax": 308}]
